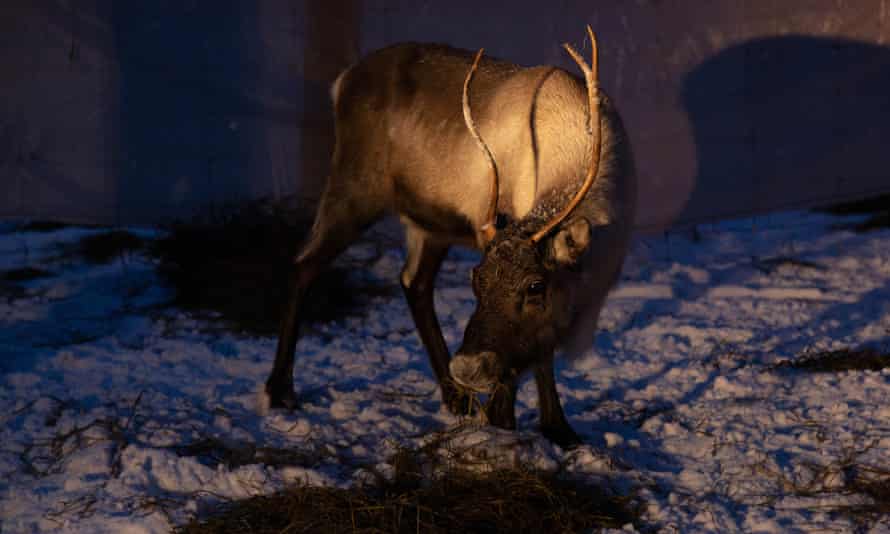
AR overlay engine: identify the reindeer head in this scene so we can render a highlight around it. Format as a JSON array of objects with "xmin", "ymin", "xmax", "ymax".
[{"xmin": 449, "ymin": 27, "xmax": 602, "ymax": 393}]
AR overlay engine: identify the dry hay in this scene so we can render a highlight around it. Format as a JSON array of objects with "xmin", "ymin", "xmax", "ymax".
[
  {"xmin": 173, "ymin": 436, "xmax": 331, "ymax": 471},
  {"xmin": 179, "ymin": 424, "xmax": 639, "ymax": 533},
  {"xmin": 179, "ymin": 467, "xmax": 637, "ymax": 534},
  {"xmin": 755, "ymin": 446, "xmax": 890, "ymax": 528},
  {"xmin": 841, "ymin": 468, "xmax": 890, "ymax": 522},
  {"xmin": 772, "ymin": 348, "xmax": 890, "ymax": 373}
]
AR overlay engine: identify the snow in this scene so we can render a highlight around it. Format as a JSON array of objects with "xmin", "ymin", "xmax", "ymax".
[{"xmin": 1, "ymin": 210, "xmax": 889, "ymax": 532}]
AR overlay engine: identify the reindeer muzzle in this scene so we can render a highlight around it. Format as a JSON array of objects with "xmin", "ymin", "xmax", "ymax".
[{"xmin": 449, "ymin": 352, "xmax": 501, "ymax": 393}]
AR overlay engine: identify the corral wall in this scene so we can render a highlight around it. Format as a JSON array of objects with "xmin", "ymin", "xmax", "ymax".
[{"xmin": 2, "ymin": 1, "xmax": 888, "ymax": 230}]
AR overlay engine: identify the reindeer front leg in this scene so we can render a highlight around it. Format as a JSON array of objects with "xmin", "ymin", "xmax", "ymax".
[
  {"xmin": 400, "ymin": 227, "xmax": 473, "ymax": 414},
  {"xmin": 534, "ymin": 358, "xmax": 581, "ymax": 447},
  {"xmin": 484, "ymin": 376, "xmax": 518, "ymax": 430}
]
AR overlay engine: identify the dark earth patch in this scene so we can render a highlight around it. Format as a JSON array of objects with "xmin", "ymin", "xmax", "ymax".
[
  {"xmin": 77, "ymin": 230, "xmax": 146, "ymax": 264},
  {"xmin": 151, "ymin": 202, "xmax": 394, "ymax": 336},
  {"xmin": 1, "ymin": 267, "xmax": 54, "ymax": 282},
  {"xmin": 819, "ymin": 194, "xmax": 890, "ymax": 233}
]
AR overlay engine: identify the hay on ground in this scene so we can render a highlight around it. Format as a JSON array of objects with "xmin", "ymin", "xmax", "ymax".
[
  {"xmin": 179, "ymin": 424, "xmax": 639, "ymax": 533},
  {"xmin": 173, "ymin": 436, "xmax": 330, "ymax": 470},
  {"xmin": 772, "ymin": 348, "xmax": 890, "ymax": 373},
  {"xmin": 179, "ymin": 466, "xmax": 637, "ymax": 534},
  {"xmin": 757, "ymin": 449, "xmax": 890, "ymax": 527}
]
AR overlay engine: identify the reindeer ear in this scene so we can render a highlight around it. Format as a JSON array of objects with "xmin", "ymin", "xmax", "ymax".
[{"xmin": 547, "ymin": 217, "xmax": 591, "ymax": 268}]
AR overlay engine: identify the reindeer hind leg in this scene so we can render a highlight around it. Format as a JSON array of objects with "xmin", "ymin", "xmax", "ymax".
[{"xmin": 266, "ymin": 181, "xmax": 385, "ymax": 409}]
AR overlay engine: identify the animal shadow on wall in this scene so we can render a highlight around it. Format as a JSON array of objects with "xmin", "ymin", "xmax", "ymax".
[{"xmin": 679, "ymin": 35, "xmax": 890, "ymax": 225}]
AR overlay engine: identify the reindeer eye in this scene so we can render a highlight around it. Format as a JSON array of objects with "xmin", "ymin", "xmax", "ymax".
[{"xmin": 526, "ymin": 280, "xmax": 546, "ymax": 297}]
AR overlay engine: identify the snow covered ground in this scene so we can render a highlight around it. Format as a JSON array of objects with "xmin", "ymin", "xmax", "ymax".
[{"xmin": 1, "ymin": 211, "xmax": 889, "ymax": 533}]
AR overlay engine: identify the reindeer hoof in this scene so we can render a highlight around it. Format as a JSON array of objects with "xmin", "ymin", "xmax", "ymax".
[
  {"xmin": 541, "ymin": 425, "xmax": 583, "ymax": 449},
  {"xmin": 266, "ymin": 381, "xmax": 300, "ymax": 410}
]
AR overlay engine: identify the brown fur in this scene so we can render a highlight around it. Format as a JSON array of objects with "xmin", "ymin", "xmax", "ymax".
[{"xmin": 266, "ymin": 41, "xmax": 637, "ymax": 448}]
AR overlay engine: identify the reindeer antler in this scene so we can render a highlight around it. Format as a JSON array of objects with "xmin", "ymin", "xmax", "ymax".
[
  {"xmin": 530, "ymin": 25, "xmax": 602, "ymax": 244},
  {"xmin": 462, "ymin": 48, "xmax": 500, "ymax": 246}
]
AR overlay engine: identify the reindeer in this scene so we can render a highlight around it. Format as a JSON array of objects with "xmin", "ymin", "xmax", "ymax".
[{"xmin": 265, "ymin": 27, "xmax": 636, "ymax": 447}]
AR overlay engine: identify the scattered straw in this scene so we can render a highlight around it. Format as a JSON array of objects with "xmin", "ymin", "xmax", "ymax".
[
  {"xmin": 180, "ymin": 425, "xmax": 639, "ymax": 533},
  {"xmin": 753, "ymin": 444, "xmax": 890, "ymax": 527},
  {"xmin": 772, "ymin": 348, "xmax": 890, "ymax": 373},
  {"xmin": 173, "ymin": 436, "xmax": 330, "ymax": 470},
  {"xmin": 179, "ymin": 467, "xmax": 637, "ymax": 534}
]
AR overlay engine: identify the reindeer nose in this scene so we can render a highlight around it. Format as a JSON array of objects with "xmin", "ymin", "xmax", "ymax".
[{"xmin": 450, "ymin": 352, "xmax": 499, "ymax": 393}]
